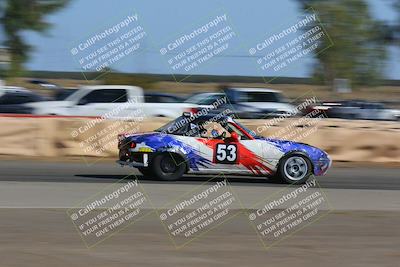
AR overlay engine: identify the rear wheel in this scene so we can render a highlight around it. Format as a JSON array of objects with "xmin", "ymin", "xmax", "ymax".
[
  {"xmin": 152, "ymin": 153, "xmax": 186, "ymax": 181},
  {"xmin": 278, "ymin": 154, "xmax": 312, "ymax": 184}
]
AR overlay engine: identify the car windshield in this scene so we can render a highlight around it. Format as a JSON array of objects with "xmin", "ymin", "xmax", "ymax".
[
  {"xmin": 242, "ymin": 92, "xmax": 288, "ymax": 103},
  {"xmin": 64, "ymin": 88, "xmax": 89, "ymax": 102},
  {"xmin": 156, "ymin": 115, "xmax": 255, "ymax": 140},
  {"xmin": 155, "ymin": 116, "xmax": 193, "ymax": 135},
  {"xmin": 185, "ymin": 94, "xmax": 225, "ymax": 105}
]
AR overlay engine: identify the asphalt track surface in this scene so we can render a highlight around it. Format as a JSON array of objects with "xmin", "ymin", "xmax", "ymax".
[
  {"xmin": 0, "ymin": 160, "xmax": 399, "ymax": 190},
  {"xmin": 0, "ymin": 160, "xmax": 399, "ymax": 267}
]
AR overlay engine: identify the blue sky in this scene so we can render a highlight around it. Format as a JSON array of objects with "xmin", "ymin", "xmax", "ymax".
[{"xmin": 4, "ymin": 0, "xmax": 399, "ymax": 79}]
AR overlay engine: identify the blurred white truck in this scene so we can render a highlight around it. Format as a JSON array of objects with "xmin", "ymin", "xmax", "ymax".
[{"xmin": 28, "ymin": 85, "xmax": 192, "ymax": 118}]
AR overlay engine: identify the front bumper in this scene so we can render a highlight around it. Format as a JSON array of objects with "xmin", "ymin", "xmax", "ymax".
[{"xmin": 314, "ymin": 155, "xmax": 332, "ymax": 176}]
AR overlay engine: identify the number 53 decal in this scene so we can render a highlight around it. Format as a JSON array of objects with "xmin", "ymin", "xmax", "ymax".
[{"xmin": 215, "ymin": 143, "xmax": 238, "ymax": 164}]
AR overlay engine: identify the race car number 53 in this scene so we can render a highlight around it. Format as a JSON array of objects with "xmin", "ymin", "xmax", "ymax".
[{"xmin": 215, "ymin": 143, "xmax": 238, "ymax": 164}]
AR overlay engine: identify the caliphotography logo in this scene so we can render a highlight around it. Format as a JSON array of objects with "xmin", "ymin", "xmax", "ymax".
[
  {"xmin": 69, "ymin": 11, "xmax": 147, "ymax": 81},
  {"xmin": 247, "ymin": 7, "xmax": 334, "ymax": 83},
  {"xmin": 157, "ymin": 10, "xmax": 238, "ymax": 82},
  {"xmin": 67, "ymin": 178, "xmax": 153, "ymax": 248},
  {"xmin": 246, "ymin": 177, "xmax": 333, "ymax": 250},
  {"xmin": 156, "ymin": 175, "xmax": 244, "ymax": 249}
]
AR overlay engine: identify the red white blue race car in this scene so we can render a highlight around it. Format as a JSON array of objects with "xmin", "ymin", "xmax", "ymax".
[{"xmin": 117, "ymin": 113, "xmax": 332, "ymax": 184}]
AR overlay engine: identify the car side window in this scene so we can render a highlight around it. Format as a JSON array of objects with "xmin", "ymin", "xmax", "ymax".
[
  {"xmin": 145, "ymin": 95, "xmax": 157, "ymax": 103},
  {"xmin": 145, "ymin": 95, "xmax": 181, "ymax": 103},
  {"xmin": 198, "ymin": 95, "xmax": 224, "ymax": 105},
  {"xmin": 246, "ymin": 92, "xmax": 279, "ymax": 102},
  {"xmin": 159, "ymin": 96, "xmax": 179, "ymax": 103},
  {"xmin": 0, "ymin": 94, "xmax": 36, "ymax": 104},
  {"xmin": 80, "ymin": 89, "xmax": 128, "ymax": 104}
]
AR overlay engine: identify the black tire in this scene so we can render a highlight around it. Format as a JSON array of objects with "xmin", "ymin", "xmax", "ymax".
[
  {"xmin": 151, "ymin": 153, "xmax": 186, "ymax": 181},
  {"xmin": 138, "ymin": 167, "xmax": 154, "ymax": 177},
  {"xmin": 277, "ymin": 154, "xmax": 312, "ymax": 184}
]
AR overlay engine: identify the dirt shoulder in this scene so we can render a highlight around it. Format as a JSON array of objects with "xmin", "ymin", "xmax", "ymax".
[{"xmin": 0, "ymin": 209, "xmax": 399, "ymax": 267}]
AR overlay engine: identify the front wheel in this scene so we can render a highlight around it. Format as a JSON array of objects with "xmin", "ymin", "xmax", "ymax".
[
  {"xmin": 151, "ymin": 153, "xmax": 186, "ymax": 181},
  {"xmin": 278, "ymin": 154, "xmax": 312, "ymax": 184}
]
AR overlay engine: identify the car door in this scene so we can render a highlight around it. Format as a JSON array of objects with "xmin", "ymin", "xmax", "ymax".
[
  {"xmin": 250, "ymin": 139, "xmax": 284, "ymax": 174},
  {"xmin": 193, "ymin": 123, "xmax": 249, "ymax": 174},
  {"xmin": 194, "ymin": 136, "xmax": 244, "ymax": 173}
]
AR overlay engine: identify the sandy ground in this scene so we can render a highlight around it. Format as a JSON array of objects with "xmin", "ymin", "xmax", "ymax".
[{"xmin": 0, "ymin": 209, "xmax": 399, "ymax": 267}]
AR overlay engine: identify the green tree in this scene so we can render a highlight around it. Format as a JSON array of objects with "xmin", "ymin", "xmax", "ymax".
[
  {"xmin": 299, "ymin": 0, "xmax": 387, "ymax": 86},
  {"xmin": 0, "ymin": 0, "xmax": 69, "ymax": 76}
]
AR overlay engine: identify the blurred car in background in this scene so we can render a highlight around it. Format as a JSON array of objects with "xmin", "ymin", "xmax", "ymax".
[
  {"xmin": 0, "ymin": 86, "xmax": 31, "ymax": 96},
  {"xmin": 185, "ymin": 92, "xmax": 226, "ymax": 106},
  {"xmin": 0, "ymin": 90, "xmax": 47, "ymax": 114},
  {"xmin": 28, "ymin": 79, "xmax": 76, "ymax": 101},
  {"xmin": 144, "ymin": 93, "xmax": 184, "ymax": 103},
  {"xmin": 29, "ymin": 79, "xmax": 58, "ymax": 89},
  {"xmin": 27, "ymin": 85, "xmax": 193, "ymax": 118},
  {"xmin": 184, "ymin": 92, "xmax": 235, "ymax": 114},
  {"xmin": 307, "ymin": 100, "xmax": 398, "ymax": 121},
  {"xmin": 223, "ymin": 88, "xmax": 296, "ymax": 117},
  {"xmin": 185, "ymin": 88, "xmax": 297, "ymax": 119}
]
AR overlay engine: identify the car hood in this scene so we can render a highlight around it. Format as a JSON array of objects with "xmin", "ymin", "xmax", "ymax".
[{"xmin": 255, "ymin": 136, "xmax": 329, "ymax": 161}]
